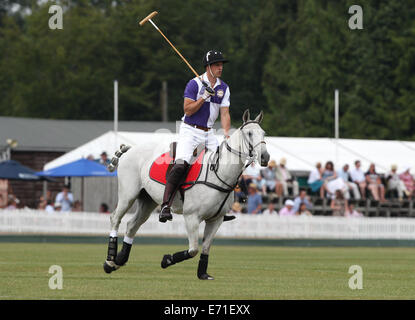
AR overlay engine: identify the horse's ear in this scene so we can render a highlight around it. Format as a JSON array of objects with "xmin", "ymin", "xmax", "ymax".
[
  {"xmin": 242, "ymin": 109, "xmax": 250, "ymax": 123},
  {"xmin": 254, "ymin": 111, "xmax": 263, "ymax": 124}
]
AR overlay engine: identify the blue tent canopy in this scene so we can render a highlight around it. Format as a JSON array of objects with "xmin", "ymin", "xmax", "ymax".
[
  {"xmin": 36, "ymin": 158, "xmax": 116, "ymax": 177},
  {"xmin": 0, "ymin": 160, "xmax": 43, "ymax": 180}
]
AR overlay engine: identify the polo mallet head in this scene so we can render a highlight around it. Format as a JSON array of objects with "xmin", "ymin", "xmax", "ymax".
[{"xmin": 139, "ymin": 11, "xmax": 158, "ymax": 26}]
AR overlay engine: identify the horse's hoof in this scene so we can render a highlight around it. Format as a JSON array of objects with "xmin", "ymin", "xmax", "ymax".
[
  {"xmin": 161, "ymin": 254, "xmax": 175, "ymax": 269},
  {"xmin": 198, "ymin": 273, "xmax": 214, "ymax": 280},
  {"xmin": 159, "ymin": 215, "xmax": 173, "ymax": 223},
  {"xmin": 223, "ymin": 215, "xmax": 236, "ymax": 222},
  {"xmin": 103, "ymin": 261, "xmax": 119, "ymax": 274}
]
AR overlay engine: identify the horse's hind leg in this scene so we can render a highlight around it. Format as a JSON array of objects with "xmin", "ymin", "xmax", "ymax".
[
  {"xmin": 197, "ymin": 217, "xmax": 223, "ymax": 280},
  {"xmin": 114, "ymin": 189, "xmax": 158, "ymax": 268},
  {"xmin": 103, "ymin": 181, "xmax": 139, "ymax": 273},
  {"xmin": 161, "ymin": 213, "xmax": 200, "ymax": 269}
]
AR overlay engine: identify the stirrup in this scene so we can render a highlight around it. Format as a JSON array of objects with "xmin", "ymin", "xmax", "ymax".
[{"xmin": 159, "ymin": 205, "xmax": 173, "ymax": 223}]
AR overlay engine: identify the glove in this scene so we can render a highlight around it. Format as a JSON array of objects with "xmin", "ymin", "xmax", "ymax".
[{"xmin": 201, "ymin": 82, "xmax": 215, "ymax": 100}]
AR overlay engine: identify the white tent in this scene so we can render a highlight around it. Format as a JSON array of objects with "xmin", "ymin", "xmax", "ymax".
[{"xmin": 44, "ymin": 131, "xmax": 415, "ymax": 174}]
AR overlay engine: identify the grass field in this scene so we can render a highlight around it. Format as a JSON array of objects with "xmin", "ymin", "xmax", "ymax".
[{"xmin": 0, "ymin": 242, "xmax": 414, "ymax": 300}]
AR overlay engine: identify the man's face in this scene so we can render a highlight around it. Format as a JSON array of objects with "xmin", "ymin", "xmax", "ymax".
[
  {"xmin": 344, "ymin": 164, "xmax": 349, "ymax": 172},
  {"xmin": 207, "ymin": 62, "xmax": 223, "ymax": 78},
  {"xmin": 300, "ymin": 191, "xmax": 306, "ymax": 198},
  {"xmin": 356, "ymin": 161, "xmax": 361, "ymax": 168}
]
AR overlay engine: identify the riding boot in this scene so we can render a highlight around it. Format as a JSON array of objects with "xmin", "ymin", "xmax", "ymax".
[
  {"xmin": 159, "ymin": 181, "xmax": 176, "ymax": 222},
  {"xmin": 159, "ymin": 161, "xmax": 190, "ymax": 223}
]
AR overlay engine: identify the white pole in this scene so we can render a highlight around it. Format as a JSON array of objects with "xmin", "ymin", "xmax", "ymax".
[
  {"xmin": 114, "ymin": 80, "xmax": 118, "ymax": 152},
  {"xmin": 334, "ymin": 89, "xmax": 339, "ymax": 167}
]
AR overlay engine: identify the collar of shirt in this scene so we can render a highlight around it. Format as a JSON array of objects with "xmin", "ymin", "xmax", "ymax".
[{"xmin": 202, "ymin": 72, "xmax": 221, "ymax": 89}]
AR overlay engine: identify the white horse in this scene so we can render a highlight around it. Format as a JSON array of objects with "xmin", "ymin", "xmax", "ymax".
[{"xmin": 103, "ymin": 110, "xmax": 270, "ymax": 279}]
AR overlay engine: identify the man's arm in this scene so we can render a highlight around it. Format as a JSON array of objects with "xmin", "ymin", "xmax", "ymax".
[
  {"xmin": 184, "ymin": 98, "xmax": 205, "ymax": 117},
  {"xmin": 220, "ymin": 107, "xmax": 231, "ymax": 138}
]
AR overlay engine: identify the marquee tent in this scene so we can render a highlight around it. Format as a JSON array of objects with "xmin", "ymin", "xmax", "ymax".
[{"xmin": 44, "ymin": 130, "xmax": 415, "ymax": 174}]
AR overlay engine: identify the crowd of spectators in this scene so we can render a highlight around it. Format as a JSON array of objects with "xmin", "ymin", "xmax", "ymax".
[{"xmin": 233, "ymin": 158, "xmax": 415, "ymax": 217}]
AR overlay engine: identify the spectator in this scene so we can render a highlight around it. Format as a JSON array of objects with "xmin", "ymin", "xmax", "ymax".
[
  {"xmin": 399, "ymin": 166, "xmax": 415, "ymax": 199},
  {"xmin": 330, "ymin": 189, "xmax": 349, "ymax": 216},
  {"xmin": 37, "ymin": 195, "xmax": 47, "ymax": 210},
  {"xmin": 263, "ymin": 202, "xmax": 278, "ymax": 215},
  {"xmin": 0, "ymin": 194, "xmax": 5, "ymax": 209},
  {"xmin": 276, "ymin": 157, "xmax": 299, "ymax": 197},
  {"xmin": 337, "ymin": 164, "xmax": 361, "ymax": 200},
  {"xmin": 99, "ymin": 152, "xmax": 111, "ymax": 166},
  {"xmin": 350, "ymin": 160, "xmax": 367, "ymax": 199},
  {"xmin": 234, "ymin": 185, "xmax": 246, "ymax": 203},
  {"xmin": 260, "ymin": 160, "xmax": 283, "ymax": 197},
  {"xmin": 345, "ymin": 202, "xmax": 363, "ymax": 217},
  {"xmin": 99, "ymin": 203, "xmax": 110, "ymax": 214},
  {"xmin": 6, "ymin": 195, "xmax": 18, "ymax": 210},
  {"xmin": 386, "ymin": 164, "xmax": 409, "ymax": 200},
  {"xmin": 307, "ymin": 162, "xmax": 324, "ymax": 196},
  {"xmin": 55, "ymin": 185, "xmax": 74, "ymax": 212},
  {"xmin": 240, "ymin": 162, "xmax": 263, "ymax": 196},
  {"xmin": 45, "ymin": 200, "xmax": 54, "ymax": 213},
  {"xmin": 230, "ymin": 202, "xmax": 242, "ymax": 214},
  {"xmin": 72, "ymin": 200, "xmax": 83, "ymax": 212},
  {"xmin": 54, "ymin": 202, "xmax": 62, "ymax": 211},
  {"xmin": 292, "ymin": 189, "xmax": 313, "ymax": 214},
  {"xmin": 246, "ymin": 183, "xmax": 262, "ymax": 214},
  {"xmin": 296, "ymin": 202, "xmax": 312, "ymax": 216},
  {"xmin": 278, "ymin": 199, "xmax": 295, "ymax": 216},
  {"xmin": 365, "ymin": 163, "xmax": 386, "ymax": 202},
  {"xmin": 87, "ymin": 154, "xmax": 95, "ymax": 161},
  {"xmin": 321, "ymin": 161, "xmax": 338, "ymax": 198}
]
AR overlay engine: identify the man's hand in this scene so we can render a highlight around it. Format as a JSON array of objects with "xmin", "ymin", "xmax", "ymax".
[{"xmin": 201, "ymin": 82, "xmax": 215, "ymax": 100}]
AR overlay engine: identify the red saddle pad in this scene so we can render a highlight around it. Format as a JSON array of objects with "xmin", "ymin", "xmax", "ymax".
[{"xmin": 149, "ymin": 149, "xmax": 205, "ymax": 190}]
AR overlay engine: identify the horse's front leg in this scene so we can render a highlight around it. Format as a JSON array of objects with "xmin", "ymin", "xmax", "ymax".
[
  {"xmin": 161, "ymin": 213, "xmax": 200, "ymax": 269},
  {"xmin": 197, "ymin": 216, "xmax": 224, "ymax": 280}
]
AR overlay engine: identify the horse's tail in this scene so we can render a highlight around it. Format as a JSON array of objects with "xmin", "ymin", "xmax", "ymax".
[{"xmin": 107, "ymin": 144, "xmax": 132, "ymax": 172}]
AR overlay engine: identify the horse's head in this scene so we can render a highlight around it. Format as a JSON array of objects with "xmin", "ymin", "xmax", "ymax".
[{"xmin": 236, "ymin": 109, "xmax": 270, "ymax": 167}]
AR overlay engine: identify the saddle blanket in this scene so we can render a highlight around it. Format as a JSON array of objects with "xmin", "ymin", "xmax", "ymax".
[{"xmin": 149, "ymin": 149, "xmax": 205, "ymax": 190}]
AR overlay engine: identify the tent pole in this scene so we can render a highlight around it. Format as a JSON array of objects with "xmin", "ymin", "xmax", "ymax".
[
  {"xmin": 114, "ymin": 80, "xmax": 119, "ymax": 153},
  {"xmin": 334, "ymin": 89, "xmax": 339, "ymax": 167}
]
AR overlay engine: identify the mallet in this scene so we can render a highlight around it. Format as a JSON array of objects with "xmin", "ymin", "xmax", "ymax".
[{"xmin": 139, "ymin": 11, "xmax": 202, "ymax": 80}]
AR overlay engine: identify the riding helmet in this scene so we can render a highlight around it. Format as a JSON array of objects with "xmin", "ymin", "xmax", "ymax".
[{"xmin": 203, "ymin": 50, "xmax": 229, "ymax": 67}]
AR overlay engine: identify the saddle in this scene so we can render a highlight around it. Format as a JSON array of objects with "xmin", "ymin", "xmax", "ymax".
[{"xmin": 149, "ymin": 142, "xmax": 206, "ymax": 191}]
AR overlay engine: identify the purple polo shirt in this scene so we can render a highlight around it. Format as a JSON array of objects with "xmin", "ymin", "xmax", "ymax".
[{"xmin": 182, "ymin": 73, "xmax": 230, "ymax": 128}]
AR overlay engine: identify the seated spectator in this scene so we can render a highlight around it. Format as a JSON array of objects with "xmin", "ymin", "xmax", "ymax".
[
  {"xmin": 240, "ymin": 162, "xmax": 262, "ymax": 195},
  {"xmin": 99, "ymin": 152, "xmax": 111, "ymax": 165},
  {"xmin": 45, "ymin": 200, "xmax": 54, "ymax": 213},
  {"xmin": 99, "ymin": 203, "xmax": 110, "ymax": 214},
  {"xmin": 246, "ymin": 183, "xmax": 262, "ymax": 214},
  {"xmin": 321, "ymin": 161, "xmax": 338, "ymax": 198},
  {"xmin": 307, "ymin": 162, "xmax": 324, "ymax": 196},
  {"xmin": 72, "ymin": 200, "xmax": 83, "ymax": 212},
  {"xmin": 263, "ymin": 202, "xmax": 278, "ymax": 215},
  {"xmin": 296, "ymin": 202, "xmax": 312, "ymax": 216},
  {"xmin": 0, "ymin": 194, "xmax": 5, "ymax": 209},
  {"xmin": 350, "ymin": 160, "xmax": 367, "ymax": 199},
  {"xmin": 330, "ymin": 189, "xmax": 349, "ymax": 216},
  {"xmin": 276, "ymin": 158, "xmax": 299, "ymax": 197},
  {"xmin": 278, "ymin": 199, "xmax": 295, "ymax": 216},
  {"xmin": 337, "ymin": 164, "xmax": 361, "ymax": 200},
  {"xmin": 292, "ymin": 189, "xmax": 313, "ymax": 214},
  {"xmin": 345, "ymin": 202, "xmax": 363, "ymax": 217},
  {"xmin": 6, "ymin": 195, "xmax": 18, "ymax": 210},
  {"xmin": 234, "ymin": 185, "xmax": 246, "ymax": 203},
  {"xmin": 260, "ymin": 160, "xmax": 283, "ymax": 197},
  {"xmin": 386, "ymin": 164, "xmax": 409, "ymax": 200},
  {"xmin": 55, "ymin": 185, "xmax": 74, "ymax": 212},
  {"xmin": 230, "ymin": 202, "xmax": 242, "ymax": 214},
  {"xmin": 37, "ymin": 195, "xmax": 47, "ymax": 210},
  {"xmin": 54, "ymin": 202, "xmax": 62, "ymax": 211},
  {"xmin": 365, "ymin": 163, "xmax": 386, "ymax": 202},
  {"xmin": 399, "ymin": 166, "xmax": 415, "ymax": 199}
]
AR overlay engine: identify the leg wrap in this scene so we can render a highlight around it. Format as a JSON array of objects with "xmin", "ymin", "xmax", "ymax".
[
  {"xmin": 197, "ymin": 254, "xmax": 209, "ymax": 278},
  {"xmin": 106, "ymin": 236, "xmax": 118, "ymax": 261},
  {"xmin": 172, "ymin": 250, "xmax": 191, "ymax": 264},
  {"xmin": 114, "ymin": 241, "xmax": 132, "ymax": 266}
]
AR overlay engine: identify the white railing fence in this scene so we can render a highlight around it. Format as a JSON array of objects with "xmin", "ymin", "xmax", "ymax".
[{"xmin": 1, "ymin": 209, "xmax": 415, "ymax": 240}]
